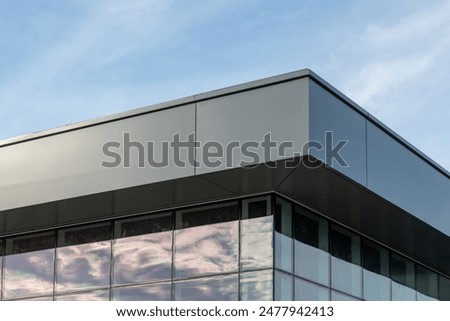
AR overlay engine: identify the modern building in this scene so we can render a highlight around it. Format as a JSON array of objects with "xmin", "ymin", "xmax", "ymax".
[{"xmin": 0, "ymin": 69, "xmax": 448, "ymax": 301}]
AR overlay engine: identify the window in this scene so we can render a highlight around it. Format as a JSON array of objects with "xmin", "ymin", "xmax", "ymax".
[
  {"xmin": 362, "ymin": 239, "xmax": 389, "ymax": 276},
  {"xmin": 390, "ymin": 253, "xmax": 415, "ymax": 289},
  {"xmin": 416, "ymin": 265, "xmax": 438, "ymax": 299},
  {"xmin": 176, "ymin": 202, "xmax": 238, "ymax": 229},
  {"xmin": 294, "ymin": 206, "xmax": 328, "ymax": 251},
  {"xmin": 330, "ymin": 224, "xmax": 360, "ymax": 265}
]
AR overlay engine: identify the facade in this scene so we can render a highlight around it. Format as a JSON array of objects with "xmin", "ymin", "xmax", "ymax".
[{"xmin": 0, "ymin": 69, "xmax": 448, "ymax": 301}]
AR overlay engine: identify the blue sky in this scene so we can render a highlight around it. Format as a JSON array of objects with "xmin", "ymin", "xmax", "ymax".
[{"xmin": 1, "ymin": 0, "xmax": 449, "ymax": 170}]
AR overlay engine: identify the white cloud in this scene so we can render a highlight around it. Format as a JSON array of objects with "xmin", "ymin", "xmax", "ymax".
[{"xmin": 343, "ymin": 1, "xmax": 450, "ymax": 109}]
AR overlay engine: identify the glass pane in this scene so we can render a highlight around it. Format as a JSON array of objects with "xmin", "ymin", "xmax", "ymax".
[
  {"xmin": 439, "ymin": 275, "xmax": 450, "ymax": 301},
  {"xmin": 56, "ymin": 224, "xmax": 111, "ymax": 292},
  {"xmin": 20, "ymin": 296, "xmax": 54, "ymax": 301},
  {"xmin": 330, "ymin": 225, "xmax": 360, "ymax": 265},
  {"xmin": 240, "ymin": 270, "xmax": 273, "ymax": 301},
  {"xmin": 174, "ymin": 274, "xmax": 238, "ymax": 301},
  {"xmin": 294, "ymin": 240, "xmax": 330, "ymax": 286},
  {"xmin": 115, "ymin": 212, "xmax": 172, "ymax": 238},
  {"xmin": 3, "ymin": 233, "xmax": 55, "ymax": 299},
  {"xmin": 275, "ymin": 197, "xmax": 292, "ymax": 237},
  {"xmin": 55, "ymin": 290, "xmax": 110, "ymax": 301},
  {"xmin": 176, "ymin": 202, "xmax": 238, "ymax": 229},
  {"xmin": 294, "ymin": 206, "xmax": 328, "ymax": 251},
  {"xmin": 331, "ymin": 291, "xmax": 360, "ymax": 301},
  {"xmin": 363, "ymin": 270, "xmax": 391, "ymax": 301},
  {"xmin": 275, "ymin": 232, "xmax": 293, "ymax": 273},
  {"xmin": 59, "ymin": 224, "xmax": 110, "ymax": 246},
  {"xmin": 240, "ymin": 216, "xmax": 273, "ymax": 270},
  {"xmin": 331, "ymin": 257, "xmax": 362, "ymax": 298},
  {"xmin": 113, "ymin": 213, "xmax": 172, "ymax": 285},
  {"xmin": 417, "ymin": 292, "xmax": 438, "ymax": 301},
  {"xmin": 274, "ymin": 271, "xmax": 293, "ymax": 301},
  {"xmin": 390, "ymin": 253, "xmax": 415, "ymax": 289},
  {"xmin": 295, "ymin": 278, "xmax": 330, "ymax": 301},
  {"xmin": 174, "ymin": 221, "xmax": 238, "ymax": 278},
  {"xmin": 113, "ymin": 283, "xmax": 171, "ymax": 301},
  {"xmin": 274, "ymin": 197, "xmax": 292, "ymax": 273},
  {"xmin": 362, "ymin": 239, "xmax": 389, "ymax": 277},
  {"xmin": 392, "ymin": 281, "xmax": 416, "ymax": 300},
  {"xmin": 242, "ymin": 196, "xmax": 271, "ymax": 219},
  {"xmin": 415, "ymin": 265, "xmax": 438, "ymax": 299}
]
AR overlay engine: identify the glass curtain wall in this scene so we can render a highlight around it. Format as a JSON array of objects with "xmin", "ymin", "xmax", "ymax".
[
  {"xmin": 273, "ymin": 195, "xmax": 447, "ymax": 301},
  {"xmin": 0, "ymin": 194, "xmax": 448, "ymax": 301},
  {"xmin": 0, "ymin": 195, "xmax": 273, "ymax": 301}
]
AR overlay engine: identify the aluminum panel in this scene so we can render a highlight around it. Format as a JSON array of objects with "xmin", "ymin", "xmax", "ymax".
[
  {"xmin": 0, "ymin": 104, "xmax": 195, "ymax": 211},
  {"xmin": 367, "ymin": 122, "xmax": 450, "ymax": 235},
  {"xmin": 309, "ymin": 79, "xmax": 367, "ymax": 186},
  {"xmin": 196, "ymin": 78, "xmax": 309, "ymax": 174}
]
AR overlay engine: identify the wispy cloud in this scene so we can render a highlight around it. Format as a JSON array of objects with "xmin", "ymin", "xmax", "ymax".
[
  {"xmin": 335, "ymin": 1, "xmax": 450, "ymax": 170},
  {"xmin": 343, "ymin": 1, "xmax": 450, "ymax": 109}
]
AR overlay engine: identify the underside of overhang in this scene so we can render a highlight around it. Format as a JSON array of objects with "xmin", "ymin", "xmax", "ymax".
[{"xmin": 1, "ymin": 156, "xmax": 449, "ymax": 277}]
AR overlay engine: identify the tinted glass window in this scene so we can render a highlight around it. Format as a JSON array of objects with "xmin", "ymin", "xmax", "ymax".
[
  {"xmin": 242, "ymin": 196, "xmax": 271, "ymax": 219},
  {"xmin": 330, "ymin": 224, "xmax": 360, "ymax": 265},
  {"xmin": 390, "ymin": 253, "xmax": 415, "ymax": 288},
  {"xmin": 294, "ymin": 206, "xmax": 328, "ymax": 251},
  {"xmin": 176, "ymin": 202, "xmax": 238, "ymax": 229},
  {"xmin": 275, "ymin": 197, "xmax": 292, "ymax": 237},
  {"xmin": 58, "ymin": 224, "xmax": 110, "ymax": 247},
  {"xmin": 362, "ymin": 239, "xmax": 389, "ymax": 277},
  {"xmin": 416, "ymin": 265, "xmax": 438, "ymax": 299},
  {"xmin": 6, "ymin": 233, "xmax": 54, "ymax": 255},
  {"xmin": 115, "ymin": 213, "xmax": 172, "ymax": 238},
  {"xmin": 439, "ymin": 275, "xmax": 450, "ymax": 301}
]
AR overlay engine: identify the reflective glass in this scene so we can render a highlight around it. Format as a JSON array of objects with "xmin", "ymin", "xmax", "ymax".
[
  {"xmin": 275, "ymin": 232, "xmax": 293, "ymax": 273},
  {"xmin": 275, "ymin": 197, "xmax": 293, "ymax": 273},
  {"xmin": 174, "ymin": 274, "xmax": 238, "ymax": 301},
  {"xmin": 331, "ymin": 257, "xmax": 362, "ymax": 298},
  {"xmin": 113, "ymin": 213, "xmax": 172, "ymax": 285},
  {"xmin": 330, "ymin": 225, "xmax": 360, "ymax": 265},
  {"xmin": 275, "ymin": 197, "xmax": 292, "ymax": 237},
  {"xmin": 113, "ymin": 283, "xmax": 171, "ymax": 301},
  {"xmin": 390, "ymin": 253, "xmax": 415, "ymax": 289},
  {"xmin": 3, "ymin": 233, "xmax": 55, "ymax": 299},
  {"xmin": 362, "ymin": 239, "xmax": 389, "ymax": 277},
  {"xmin": 115, "ymin": 212, "xmax": 172, "ymax": 237},
  {"xmin": 415, "ymin": 265, "xmax": 438, "ymax": 299},
  {"xmin": 240, "ymin": 216, "xmax": 273, "ymax": 270},
  {"xmin": 56, "ymin": 224, "xmax": 111, "ymax": 292},
  {"xmin": 417, "ymin": 292, "xmax": 438, "ymax": 301},
  {"xmin": 242, "ymin": 196, "xmax": 271, "ymax": 219},
  {"xmin": 294, "ymin": 206, "xmax": 328, "ymax": 251},
  {"xmin": 20, "ymin": 296, "xmax": 54, "ymax": 301},
  {"xmin": 274, "ymin": 271, "xmax": 293, "ymax": 300},
  {"xmin": 331, "ymin": 291, "xmax": 360, "ymax": 301},
  {"xmin": 439, "ymin": 275, "xmax": 450, "ymax": 300},
  {"xmin": 240, "ymin": 270, "xmax": 273, "ymax": 301},
  {"xmin": 174, "ymin": 221, "xmax": 238, "ymax": 278},
  {"xmin": 55, "ymin": 290, "xmax": 110, "ymax": 301},
  {"xmin": 176, "ymin": 202, "xmax": 238, "ymax": 229},
  {"xmin": 363, "ymin": 270, "xmax": 391, "ymax": 301},
  {"xmin": 391, "ymin": 281, "xmax": 416, "ymax": 300},
  {"xmin": 295, "ymin": 278, "xmax": 329, "ymax": 301},
  {"xmin": 294, "ymin": 240, "xmax": 330, "ymax": 286}
]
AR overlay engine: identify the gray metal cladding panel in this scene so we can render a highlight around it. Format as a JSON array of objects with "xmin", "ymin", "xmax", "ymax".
[
  {"xmin": 196, "ymin": 78, "xmax": 310, "ymax": 174},
  {"xmin": 309, "ymin": 79, "xmax": 367, "ymax": 186},
  {"xmin": 0, "ymin": 104, "xmax": 196, "ymax": 211},
  {"xmin": 367, "ymin": 122, "xmax": 450, "ymax": 235}
]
